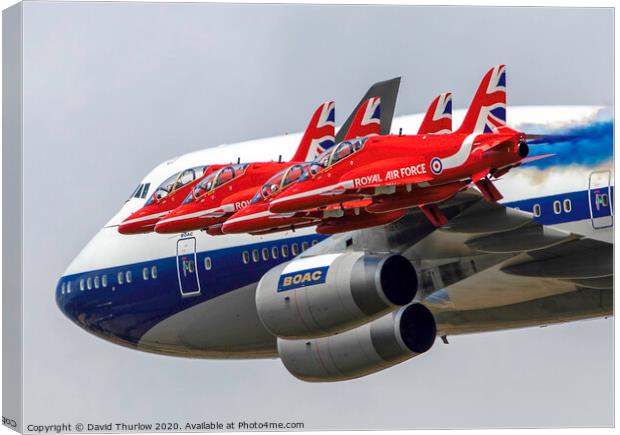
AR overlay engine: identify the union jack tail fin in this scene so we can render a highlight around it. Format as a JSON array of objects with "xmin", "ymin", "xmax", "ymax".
[
  {"xmin": 344, "ymin": 97, "xmax": 381, "ymax": 140},
  {"xmin": 291, "ymin": 101, "xmax": 336, "ymax": 162},
  {"xmin": 456, "ymin": 65, "xmax": 507, "ymax": 134},
  {"xmin": 418, "ymin": 92, "xmax": 452, "ymax": 134}
]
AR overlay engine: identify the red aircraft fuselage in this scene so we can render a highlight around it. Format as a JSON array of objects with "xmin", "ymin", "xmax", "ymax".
[
  {"xmin": 268, "ymin": 129, "xmax": 528, "ymax": 215},
  {"xmin": 154, "ymin": 161, "xmax": 296, "ymax": 234},
  {"xmin": 118, "ymin": 165, "xmax": 223, "ymax": 235},
  {"xmin": 221, "ymin": 162, "xmax": 322, "ymax": 235}
]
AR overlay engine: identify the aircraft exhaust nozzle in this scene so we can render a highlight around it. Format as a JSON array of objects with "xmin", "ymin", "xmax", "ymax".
[
  {"xmin": 277, "ymin": 303, "xmax": 437, "ymax": 382},
  {"xmin": 517, "ymin": 141, "xmax": 529, "ymax": 158}
]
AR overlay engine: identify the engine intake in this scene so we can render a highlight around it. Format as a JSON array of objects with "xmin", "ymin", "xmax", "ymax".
[
  {"xmin": 278, "ymin": 303, "xmax": 436, "ymax": 382},
  {"xmin": 256, "ymin": 252, "xmax": 417, "ymax": 339}
]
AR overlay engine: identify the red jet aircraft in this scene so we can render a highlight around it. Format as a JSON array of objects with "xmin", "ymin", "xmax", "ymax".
[
  {"xmin": 153, "ymin": 101, "xmax": 337, "ymax": 234},
  {"xmin": 268, "ymin": 65, "xmax": 550, "ymax": 227},
  {"xmin": 222, "ymin": 92, "xmax": 453, "ymax": 235},
  {"xmin": 118, "ymin": 165, "xmax": 224, "ymax": 235}
]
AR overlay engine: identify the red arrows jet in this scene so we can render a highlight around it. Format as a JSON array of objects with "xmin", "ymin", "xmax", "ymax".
[
  {"xmin": 268, "ymin": 65, "xmax": 548, "ymax": 227},
  {"xmin": 222, "ymin": 92, "xmax": 453, "ymax": 235},
  {"xmin": 118, "ymin": 165, "xmax": 224, "ymax": 234},
  {"xmin": 153, "ymin": 101, "xmax": 336, "ymax": 234}
]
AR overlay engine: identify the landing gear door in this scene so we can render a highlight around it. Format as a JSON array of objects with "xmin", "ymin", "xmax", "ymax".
[
  {"xmin": 176, "ymin": 237, "xmax": 201, "ymax": 297},
  {"xmin": 588, "ymin": 170, "xmax": 613, "ymax": 230}
]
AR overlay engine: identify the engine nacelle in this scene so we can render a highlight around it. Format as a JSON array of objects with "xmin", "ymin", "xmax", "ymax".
[
  {"xmin": 278, "ymin": 303, "xmax": 436, "ymax": 382},
  {"xmin": 256, "ymin": 252, "xmax": 417, "ymax": 339}
]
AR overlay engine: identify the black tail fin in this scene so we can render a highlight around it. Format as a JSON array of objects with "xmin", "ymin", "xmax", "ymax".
[{"xmin": 335, "ymin": 77, "xmax": 400, "ymax": 143}]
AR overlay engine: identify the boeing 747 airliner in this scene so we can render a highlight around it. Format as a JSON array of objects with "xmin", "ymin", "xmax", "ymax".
[{"xmin": 56, "ymin": 70, "xmax": 613, "ymax": 382}]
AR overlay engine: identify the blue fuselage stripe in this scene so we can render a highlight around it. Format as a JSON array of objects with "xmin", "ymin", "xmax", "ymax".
[
  {"xmin": 56, "ymin": 234, "xmax": 326, "ymax": 347},
  {"xmin": 56, "ymin": 187, "xmax": 613, "ymax": 348}
]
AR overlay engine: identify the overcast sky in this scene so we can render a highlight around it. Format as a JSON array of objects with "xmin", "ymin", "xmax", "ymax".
[{"xmin": 18, "ymin": 2, "xmax": 613, "ymax": 429}]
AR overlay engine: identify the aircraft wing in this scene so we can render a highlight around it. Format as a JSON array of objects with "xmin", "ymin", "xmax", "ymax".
[{"xmin": 304, "ymin": 188, "xmax": 612, "ymax": 337}]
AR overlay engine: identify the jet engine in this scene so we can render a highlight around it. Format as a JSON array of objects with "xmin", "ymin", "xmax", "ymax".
[
  {"xmin": 277, "ymin": 303, "xmax": 436, "ymax": 382},
  {"xmin": 255, "ymin": 252, "xmax": 417, "ymax": 339}
]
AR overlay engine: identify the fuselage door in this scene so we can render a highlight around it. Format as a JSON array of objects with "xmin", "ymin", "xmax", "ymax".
[
  {"xmin": 176, "ymin": 237, "xmax": 201, "ymax": 297},
  {"xmin": 588, "ymin": 170, "xmax": 613, "ymax": 230}
]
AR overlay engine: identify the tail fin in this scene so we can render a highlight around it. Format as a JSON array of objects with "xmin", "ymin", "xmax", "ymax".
[
  {"xmin": 456, "ymin": 65, "xmax": 507, "ymax": 134},
  {"xmin": 344, "ymin": 97, "xmax": 381, "ymax": 140},
  {"xmin": 417, "ymin": 92, "xmax": 452, "ymax": 134},
  {"xmin": 335, "ymin": 77, "xmax": 400, "ymax": 142},
  {"xmin": 291, "ymin": 101, "xmax": 336, "ymax": 162}
]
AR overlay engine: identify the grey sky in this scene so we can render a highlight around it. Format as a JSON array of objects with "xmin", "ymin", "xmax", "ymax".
[{"xmin": 19, "ymin": 2, "xmax": 612, "ymax": 429}]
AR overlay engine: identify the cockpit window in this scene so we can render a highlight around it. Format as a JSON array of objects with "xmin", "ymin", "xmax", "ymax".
[
  {"xmin": 127, "ymin": 184, "xmax": 143, "ymax": 201},
  {"xmin": 297, "ymin": 137, "xmax": 369, "ymax": 184},
  {"xmin": 141, "ymin": 183, "xmax": 150, "ymax": 199},
  {"xmin": 213, "ymin": 164, "xmax": 247, "ymax": 189},
  {"xmin": 283, "ymin": 164, "xmax": 305, "ymax": 188},
  {"xmin": 249, "ymin": 190, "xmax": 263, "ymax": 205},
  {"xmin": 330, "ymin": 141, "xmax": 353, "ymax": 165},
  {"xmin": 315, "ymin": 148, "xmax": 333, "ymax": 168},
  {"xmin": 184, "ymin": 164, "xmax": 248, "ymax": 204},
  {"xmin": 254, "ymin": 163, "xmax": 310, "ymax": 202},
  {"xmin": 145, "ymin": 166, "xmax": 207, "ymax": 205}
]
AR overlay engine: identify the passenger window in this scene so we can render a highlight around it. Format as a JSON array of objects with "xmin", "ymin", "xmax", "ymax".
[
  {"xmin": 117, "ymin": 272, "xmax": 124, "ymax": 285},
  {"xmin": 142, "ymin": 267, "xmax": 150, "ymax": 280},
  {"xmin": 533, "ymin": 204, "xmax": 541, "ymax": 217},
  {"xmin": 291, "ymin": 243, "xmax": 299, "ymax": 256},
  {"xmin": 150, "ymin": 266, "xmax": 158, "ymax": 280},
  {"xmin": 86, "ymin": 277, "xmax": 92, "ymax": 290},
  {"xmin": 242, "ymin": 251, "xmax": 250, "ymax": 264},
  {"xmin": 262, "ymin": 248, "xmax": 269, "ymax": 261},
  {"xmin": 553, "ymin": 200, "xmax": 561, "ymax": 214},
  {"xmin": 281, "ymin": 245, "xmax": 289, "ymax": 258},
  {"xmin": 311, "ymin": 239, "xmax": 319, "ymax": 246},
  {"xmin": 271, "ymin": 246, "xmax": 279, "ymax": 259},
  {"xmin": 563, "ymin": 199, "xmax": 572, "ymax": 213},
  {"xmin": 125, "ymin": 271, "xmax": 132, "ymax": 284},
  {"xmin": 67, "ymin": 282, "xmax": 72, "ymax": 293},
  {"xmin": 204, "ymin": 257, "xmax": 212, "ymax": 270},
  {"xmin": 101, "ymin": 275, "xmax": 108, "ymax": 288},
  {"xmin": 61, "ymin": 282, "xmax": 66, "ymax": 294},
  {"xmin": 94, "ymin": 276, "xmax": 100, "ymax": 289},
  {"xmin": 602, "ymin": 194, "xmax": 609, "ymax": 207},
  {"xmin": 252, "ymin": 249, "xmax": 260, "ymax": 263},
  {"xmin": 80, "ymin": 279, "xmax": 85, "ymax": 291},
  {"xmin": 301, "ymin": 241, "xmax": 309, "ymax": 251}
]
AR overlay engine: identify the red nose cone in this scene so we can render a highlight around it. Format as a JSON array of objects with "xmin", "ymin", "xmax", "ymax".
[
  {"xmin": 118, "ymin": 222, "xmax": 155, "ymax": 235},
  {"xmin": 118, "ymin": 208, "xmax": 168, "ymax": 235}
]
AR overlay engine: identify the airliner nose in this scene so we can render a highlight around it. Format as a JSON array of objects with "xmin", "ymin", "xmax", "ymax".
[
  {"xmin": 55, "ymin": 275, "xmax": 82, "ymax": 328},
  {"xmin": 118, "ymin": 209, "xmax": 168, "ymax": 235}
]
